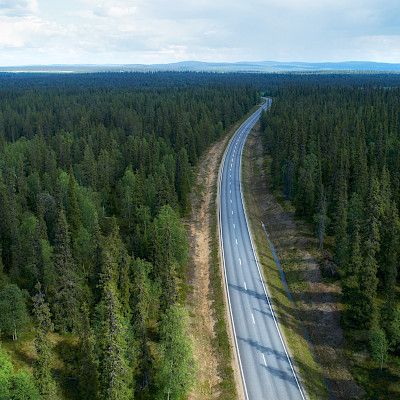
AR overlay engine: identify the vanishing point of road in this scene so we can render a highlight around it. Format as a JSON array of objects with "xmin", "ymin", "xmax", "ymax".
[{"xmin": 218, "ymin": 98, "xmax": 306, "ymax": 400}]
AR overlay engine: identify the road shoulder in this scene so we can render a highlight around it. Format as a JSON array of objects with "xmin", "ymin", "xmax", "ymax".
[
  {"xmin": 186, "ymin": 108, "xmax": 259, "ymax": 400},
  {"xmin": 242, "ymin": 124, "xmax": 328, "ymax": 400}
]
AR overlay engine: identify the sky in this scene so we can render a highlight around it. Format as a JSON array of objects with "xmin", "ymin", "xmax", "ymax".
[{"xmin": 0, "ymin": 0, "xmax": 400, "ymax": 65}]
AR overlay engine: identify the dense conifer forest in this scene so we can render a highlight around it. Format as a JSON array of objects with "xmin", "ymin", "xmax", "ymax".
[
  {"xmin": 2, "ymin": 71, "xmax": 400, "ymax": 399},
  {"xmin": 262, "ymin": 84, "xmax": 400, "ymax": 387},
  {"xmin": 0, "ymin": 72, "xmax": 257, "ymax": 399}
]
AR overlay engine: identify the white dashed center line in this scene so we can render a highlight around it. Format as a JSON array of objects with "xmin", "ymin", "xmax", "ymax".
[
  {"xmin": 238, "ymin": 257, "xmax": 242, "ymax": 265},
  {"xmin": 244, "ymin": 281, "xmax": 247, "ymax": 290},
  {"xmin": 262, "ymin": 354, "xmax": 267, "ymax": 366},
  {"xmin": 251, "ymin": 313, "xmax": 255, "ymax": 324}
]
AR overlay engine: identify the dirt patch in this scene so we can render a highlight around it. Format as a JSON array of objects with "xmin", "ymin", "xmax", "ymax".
[
  {"xmin": 245, "ymin": 126, "xmax": 363, "ymax": 400},
  {"xmin": 186, "ymin": 131, "xmax": 237, "ymax": 400}
]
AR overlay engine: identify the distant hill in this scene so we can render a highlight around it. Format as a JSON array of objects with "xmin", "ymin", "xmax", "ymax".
[{"xmin": 1, "ymin": 60, "xmax": 400, "ymax": 73}]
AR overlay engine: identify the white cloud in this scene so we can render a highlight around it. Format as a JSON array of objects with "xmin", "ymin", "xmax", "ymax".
[
  {"xmin": 0, "ymin": 15, "xmax": 58, "ymax": 49},
  {"xmin": 0, "ymin": 0, "xmax": 400, "ymax": 64},
  {"xmin": 93, "ymin": 5, "xmax": 137, "ymax": 18},
  {"xmin": 0, "ymin": 0, "xmax": 38, "ymax": 16}
]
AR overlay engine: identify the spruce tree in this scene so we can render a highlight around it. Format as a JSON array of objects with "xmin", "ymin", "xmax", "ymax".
[
  {"xmin": 52, "ymin": 208, "xmax": 81, "ymax": 332},
  {"xmin": 333, "ymin": 180, "xmax": 348, "ymax": 270},
  {"xmin": 342, "ymin": 229, "xmax": 363, "ymax": 326},
  {"xmin": 175, "ymin": 148, "xmax": 191, "ymax": 215},
  {"xmin": 66, "ymin": 171, "xmax": 81, "ymax": 236},
  {"xmin": 359, "ymin": 177, "xmax": 382, "ymax": 328},
  {"xmin": 131, "ymin": 258, "xmax": 159, "ymax": 391},
  {"xmin": 32, "ymin": 283, "xmax": 57, "ymax": 399},
  {"xmin": 78, "ymin": 303, "xmax": 99, "ymax": 400},
  {"xmin": 313, "ymin": 186, "xmax": 329, "ymax": 250},
  {"xmin": 95, "ymin": 228, "xmax": 136, "ymax": 400}
]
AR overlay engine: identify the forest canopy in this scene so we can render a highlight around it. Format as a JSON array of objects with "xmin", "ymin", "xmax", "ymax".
[
  {"xmin": 0, "ymin": 72, "xmax": 257, "ymax": 399},
  {"xmin": 2, "ymin": 71, "xmax": 400, "ymax": 398},
  {"xmin": 262, "ymin": 83, "xmax": 400, "ymax": 375}
]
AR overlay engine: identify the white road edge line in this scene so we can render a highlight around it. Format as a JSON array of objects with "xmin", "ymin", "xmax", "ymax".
[
  {"xmin": 238, "ymin": 101, "xmax": 307, "ymax": 400},
  {"xmin": 217, "ymin": 109, "xmax": 259, "ymax": 400}
]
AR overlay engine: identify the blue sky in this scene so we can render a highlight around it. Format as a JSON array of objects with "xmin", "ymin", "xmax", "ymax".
[{"xmin": 0, "ymin": 0, "xmax": 399, "ymax": 65}]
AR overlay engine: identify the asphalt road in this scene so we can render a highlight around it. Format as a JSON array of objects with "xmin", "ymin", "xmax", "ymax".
[{"xmin": 218, "ymin": 99, "xmax": 306, "ymax": 400}]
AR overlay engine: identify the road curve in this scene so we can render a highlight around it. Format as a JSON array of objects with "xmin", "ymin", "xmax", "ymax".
[{"xmin": 218, "ymin": 99, "xmax": 306, "ymax": 400}]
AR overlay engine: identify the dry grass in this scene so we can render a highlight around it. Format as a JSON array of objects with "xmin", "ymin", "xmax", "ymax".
[{"xmin": 186, "ymin": 106, "xmax": 261, "ymax": 400}]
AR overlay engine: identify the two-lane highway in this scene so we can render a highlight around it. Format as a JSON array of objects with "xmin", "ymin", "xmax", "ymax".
[{"xmin": 218, "ymin": 99, "xmax": 306, "ymax": 400}]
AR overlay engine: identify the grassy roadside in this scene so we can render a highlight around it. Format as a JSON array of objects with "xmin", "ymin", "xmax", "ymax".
[
  {"xmin": 187, "ymin": 104, "xmax": 260, "ymax": 400},
  {"xmin": 241, "ymin": 125, "xmax": 328, "ymax": 400}
]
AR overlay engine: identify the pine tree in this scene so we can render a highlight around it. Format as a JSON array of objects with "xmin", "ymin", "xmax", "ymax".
[{"xmin": 32, "ymin": 283, "xmax": 57, "ymax": 399}]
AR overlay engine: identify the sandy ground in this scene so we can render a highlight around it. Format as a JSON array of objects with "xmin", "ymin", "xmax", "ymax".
[
  {"xmin": 186, "ymin": 132, "xmax": 233, "ymax": 400},
  {"xmin": 246, "ymin": 127, "xmax": 363, "ymax": 400}
]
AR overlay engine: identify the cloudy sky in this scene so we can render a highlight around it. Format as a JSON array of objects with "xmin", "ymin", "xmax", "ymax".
[{"xmin": 0, "ymin": 0, "xmax": 400, "ymax": 65}]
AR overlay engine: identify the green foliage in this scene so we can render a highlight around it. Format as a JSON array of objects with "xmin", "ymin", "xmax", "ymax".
[
  {"xmin": 0, "ymin": 284, "xmax": 30, "ymax": 340},
  {"xmin": 154, "ymin": 304, "xmax": 195, "ymax": 400},
  {"xmin": 32, "ymin": 284, "xmax": 57, "ymax": 400},
  {"xmin": 0, "ymin": 346, "xmax": 40, "ymax": 400},
  {"xmin": 369, "ymin": 328, "xmax": 388, "ymax": 369},
  {"xmin": 10, "ymin": 370, "xmax": 41, "ymax": 400},
  {"xmin": 0, "ymin": 73, "xmax": 258, "ymax": 398},
  {"xmin": 153, "ymin": 205, "xmax": 189, "ymax": 309},
  {"xmin": 52, "ymin": 208, "xmax": 81, "ymax": 333},
  {"xmin": 264, "ymin": 84, "xmax": 400, "ymax": 376},
  {"xmin": 95, "ymin": 226, "xmax": 136, "ymax": 400},
  {"xmin": 77, "ymin": 303, "xmax": 99, "ymax": 399}
]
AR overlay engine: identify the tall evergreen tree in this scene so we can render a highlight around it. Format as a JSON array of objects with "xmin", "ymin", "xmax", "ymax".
[
  {"xmin": 358, "ymin": 177, "xmax": 382, "ymax": 328},
  {"xmin": 52, "ymin": 208, "xmax": 81, "ymax": 332},
  {"xmin": 95, "ymin": 228, "xmax": 136, "ymax": 400},
  {"xmin": 175, "ymin": 148, "xmax": 191, "ymax": 215},
  {"xmin": 333, "ymin": 180, "xmax": 348, "ymax": 270},
  {"xmin": 313, "ymin": 186, "xmax": 329, "ymax": 250},
  {"xmin": 78, "ymin": 303, "xmax": 99, "ymax": 400},
  {"xmin": 32, "ymin": 283, "xmax": 57, "ymax": 399}
]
